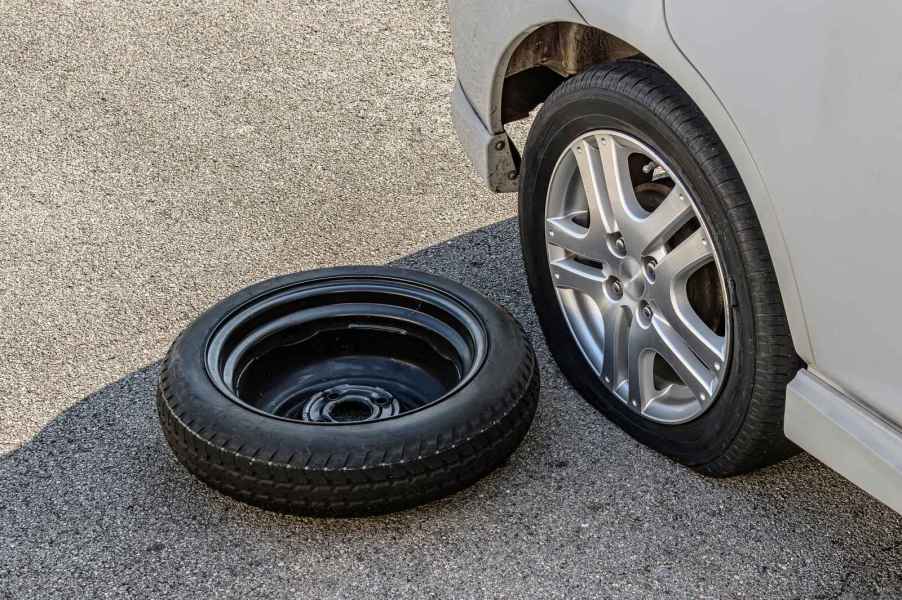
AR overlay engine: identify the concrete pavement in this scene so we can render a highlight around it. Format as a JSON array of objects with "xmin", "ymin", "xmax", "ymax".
[{"xmin": 1, "ymin": 2, "xmax": 901, "ymax": 598}]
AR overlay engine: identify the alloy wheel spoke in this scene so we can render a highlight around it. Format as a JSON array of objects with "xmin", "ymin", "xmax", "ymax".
[
  {"xmin": 546, "ymin": 211, "xmax": 613, "ymax": 263},
  {"xmin": 600, "ymin": 303, "xmax": 631, "ymax": 391},
  {"xmin": 631, "ymin": 185, "xmax": 694, "ymax": 255},
  {"xmin": 596, "ymin": 134, "xmax": 646, "ymax": 241},
  {"xmin": 549, "ymin": 257, "xmax": 606, "ymax": 298},
  {"xmin": 653, "ymin": 285, "xmax": 726, "ymax": 369},
  {"xmin": 647, "ymin": 227, "xmax": 723, "ymax": 368},
  {"xmin": 654, "ymin": 228, "xmax": 713, "ymax": 283},
  {"xmin": 650, "ymin": 316, "xmax": 716, "ymax": 403},
  {"xmin": 573, "ymin": 139, "xmax": 618, "ymax": 235},
  {"xmin": 626, "ymin": 320, "xmax": 654, "ymax": 409}
]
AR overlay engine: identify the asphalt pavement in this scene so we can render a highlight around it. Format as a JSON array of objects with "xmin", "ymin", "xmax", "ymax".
[{"xmin": 2, "ymin": 1, "xmax": 901, "ymax": 598}]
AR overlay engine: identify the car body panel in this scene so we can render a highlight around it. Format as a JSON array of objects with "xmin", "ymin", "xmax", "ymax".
[
  {"xmin": 448, "ymin": 0, "xmax": 585, "ymax": 135},
  {"xmin": 450, "ymin": 82, "xmax": 521, "ymax": 192},
  {"xmin": 665, "ymin": 0, "xmax": 902, "ymax": 428},
  {"xmin": 786, "ymin": 370, "xmax": 902, "ymax": 515}
]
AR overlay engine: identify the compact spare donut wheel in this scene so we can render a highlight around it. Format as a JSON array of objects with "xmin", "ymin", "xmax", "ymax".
[{"xmin": 156, "ymin": 266, "xmax": 538, "ymax": 517}]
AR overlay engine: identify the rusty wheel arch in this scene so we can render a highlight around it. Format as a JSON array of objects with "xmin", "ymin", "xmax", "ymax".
[{"xmin": 501, "ymin": 23, "xmax": 643, "ymax": 124}]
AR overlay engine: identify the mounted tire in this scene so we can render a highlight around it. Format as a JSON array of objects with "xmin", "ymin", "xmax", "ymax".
[
  {"xmin": 156, "ymin": 266, "xmax": 538, "ymax": 517},
  {"xmin": 519, "ymin": 60, "xmax": 801, "ymax": 475}
]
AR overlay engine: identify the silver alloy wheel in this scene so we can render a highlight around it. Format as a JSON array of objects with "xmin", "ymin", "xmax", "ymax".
[{"xmin": 545, "ymin": 130, "xmax": 731, "ymax": 424}]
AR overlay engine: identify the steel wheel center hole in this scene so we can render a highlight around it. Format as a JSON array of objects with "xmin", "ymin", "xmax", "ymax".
[{"xmin": 327, "ymin": 398, "xmax": 376, "ymax": 422}]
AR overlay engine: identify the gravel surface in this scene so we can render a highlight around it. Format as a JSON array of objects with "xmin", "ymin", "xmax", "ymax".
[{"xmin": 2, "ymin": 1, "xmax": 901, "ymax": 598}]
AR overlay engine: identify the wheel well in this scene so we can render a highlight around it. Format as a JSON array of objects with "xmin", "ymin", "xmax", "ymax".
[{"xmin": 501, "ymin": 23, "xmax": 643, "ymax": 124}]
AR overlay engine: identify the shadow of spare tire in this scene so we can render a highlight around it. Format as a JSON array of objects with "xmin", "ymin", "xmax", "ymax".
[{"xmin": 156, "ymin": 266, "xmax": 539, "ymax": 517}]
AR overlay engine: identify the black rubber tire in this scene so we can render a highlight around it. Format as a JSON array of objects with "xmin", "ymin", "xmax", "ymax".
[
  {"xmin": 156, "ymin": 266, "xmax": 538, "ymax": 517},
  {"xmin": 519, "ymin": 60, "xmax": 801, "ymax": 476}
]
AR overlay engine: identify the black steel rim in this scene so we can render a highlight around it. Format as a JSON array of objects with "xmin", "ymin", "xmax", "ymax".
[{"xmin": 204, "ymin": 275, "xmax": 488, "ymax": 425}]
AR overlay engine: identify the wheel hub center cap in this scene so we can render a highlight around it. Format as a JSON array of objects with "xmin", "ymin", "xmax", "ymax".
[{"xmin": 618, "ymin": 257, "xmax": 645, "ymax": 301}]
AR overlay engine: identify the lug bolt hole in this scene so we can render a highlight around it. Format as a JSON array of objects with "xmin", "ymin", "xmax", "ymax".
[
  {"xmin": 643, "ymin": 257, "xmax": 657, "ymax": 282},
  {"xmin": 609, "ymin": 279, "xmax": 623, "ymax": 299}
]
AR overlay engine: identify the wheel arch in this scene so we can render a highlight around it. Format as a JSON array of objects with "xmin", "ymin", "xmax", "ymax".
[{"xmin": 498, "ymin": 22, "xmax": 644, "ymax": 127}]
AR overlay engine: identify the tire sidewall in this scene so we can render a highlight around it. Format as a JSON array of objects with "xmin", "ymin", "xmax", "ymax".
[{"xmin": 520, "ymin": 84, "xmax": 756, "ymax": 466}]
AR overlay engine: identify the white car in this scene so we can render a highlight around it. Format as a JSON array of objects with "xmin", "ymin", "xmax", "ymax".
[{"xmin": 449, "ymin": 0, "xmax": 902, "ymax": 513}]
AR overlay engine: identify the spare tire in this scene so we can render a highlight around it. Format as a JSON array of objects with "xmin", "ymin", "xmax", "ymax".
[{"xmin": 156, "ymin": 266, "xmax": 539, "ymax": 517}]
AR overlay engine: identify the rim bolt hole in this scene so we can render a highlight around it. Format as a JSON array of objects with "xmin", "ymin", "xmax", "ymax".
[{"xmin": 609, "ymin": 279, "xmax": 624, "ymax": 299}]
